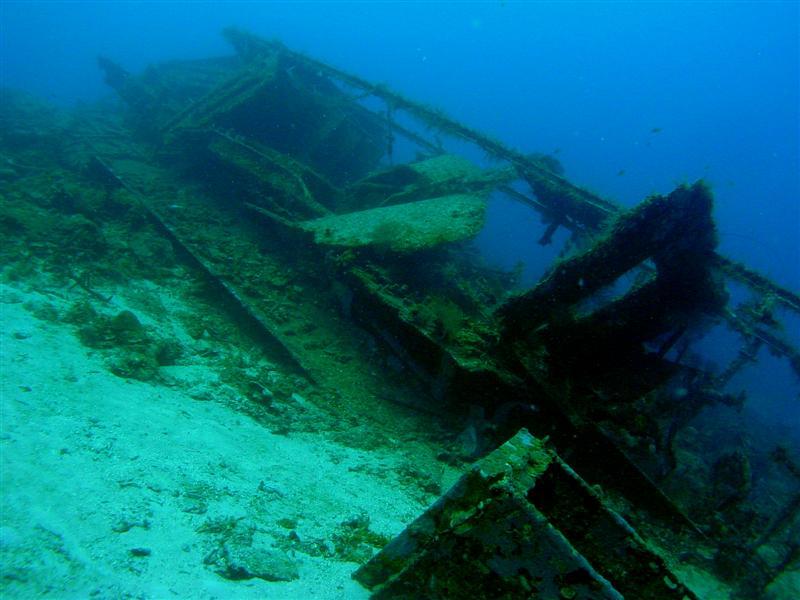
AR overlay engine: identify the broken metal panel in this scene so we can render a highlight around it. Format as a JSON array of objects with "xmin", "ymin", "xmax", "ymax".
[
  {"xmin": 300, "ymin": 193, "xmax": 487, "ymax": 253},
  {"xmin": 355, "ymin": 429, "xmax": 697, "ymax": 599}
]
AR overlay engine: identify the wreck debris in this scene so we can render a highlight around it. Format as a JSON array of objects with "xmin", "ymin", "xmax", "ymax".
[
  {"xmin": 343, "ymin": 154, "xmax": 490, "ymax": 211},
  {"xmin": 497, "ymin": 181, "xmax": 727, "ymax": 408},
  {"xmin": 159, "ymin": 45, "xmax": 387, "ymax": 186},
  {"xmin": 206, "ymin": 128, "xmax": 337, "ymax": 219},
  {"xmin": 300, "ymin": 193, "xmax": 487, "ymax": 254},
  {"xmin": 749, "ymin": 448, "xmax": 800, "ymax": 565},
  {"xmin": 499, "ymin": 182, "xmax": 724, "ymax": 341},
  {"xmin": 84, "ymin": 28, "xmax": 800, "ymax": 598},
  {"xmin": 85, "ymin": 154, "xmax": 315, "ymax": 381},
  {"xmin": 355, "ymin": 429, "xmax": 697, "ymax": 599},
  {"xmin": 97, "ymin": 56, "xmax": 156, "ymax": 119},
  {"xmin": 218, "ymin": 27, "xmax": 800, "ymax": 382}
]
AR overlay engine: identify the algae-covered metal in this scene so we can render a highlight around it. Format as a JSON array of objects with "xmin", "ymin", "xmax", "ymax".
[
  {"xmin": 90, "ymin": 29, "xmax": 799, "ymax": 599},
  {"xmin": 301, "ymin": 193, "xmax": 486, "ymax": 253},
  {"xmin": 356, "ymin": 429, "xmax": 696, "ymax": 600}
]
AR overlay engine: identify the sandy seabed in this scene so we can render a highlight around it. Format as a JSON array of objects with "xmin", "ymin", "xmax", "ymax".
[{"xmin": 0, "ymin": 278, "xmax": 451, "ymax": 599}]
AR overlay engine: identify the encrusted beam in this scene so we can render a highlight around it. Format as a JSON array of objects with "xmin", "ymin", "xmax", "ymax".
[{"xmin": 355, "ymin": 428, "xmax": 698, "ymax": 600}]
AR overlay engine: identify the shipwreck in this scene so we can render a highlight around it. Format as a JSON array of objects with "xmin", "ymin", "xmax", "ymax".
[{"xmin": 4, "ymin": 28, "xmax": 797, "ymax": 599}]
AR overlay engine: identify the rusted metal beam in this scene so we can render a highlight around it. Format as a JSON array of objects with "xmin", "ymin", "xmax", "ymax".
[{"xmin": 88, "ymin": 155, "xmax": 315, "ymax": 381}]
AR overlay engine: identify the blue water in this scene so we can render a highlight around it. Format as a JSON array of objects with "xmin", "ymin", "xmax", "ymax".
[{"xmin": 2, "ymin": 2, "xmax": 798, "ymax": 417}]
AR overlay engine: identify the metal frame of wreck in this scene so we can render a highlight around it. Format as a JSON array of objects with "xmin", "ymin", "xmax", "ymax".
[
  {"xmin": 223, "ymin": 30, "xmax": 800, "ymax": 387},
  {"xmin": 224, "ymin": 29, "xmax": 800, "ymax": 590},
  {"xmin": 96, "ymin": 29, "xmax": 800, "ymax": 595}
]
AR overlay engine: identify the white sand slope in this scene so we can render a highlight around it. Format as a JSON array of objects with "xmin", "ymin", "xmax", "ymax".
[{"xmin": 0, "ymin": 280, "xmax": 453, "ymax": 599}]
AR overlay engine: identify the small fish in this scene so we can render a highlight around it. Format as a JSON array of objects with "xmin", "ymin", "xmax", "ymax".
[
  {"xmin": 650, "ymin": 127, "xmax": 662, "ymax": 134},
  {"xmin": 617, "ymin": 169, "xmax": 626, "ymax": 176}
]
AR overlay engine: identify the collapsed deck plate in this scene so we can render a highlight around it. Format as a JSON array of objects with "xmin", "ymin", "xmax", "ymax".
[{"xmin": 300, "ymin": 193, "xmax": 486, "ymax": 253}]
